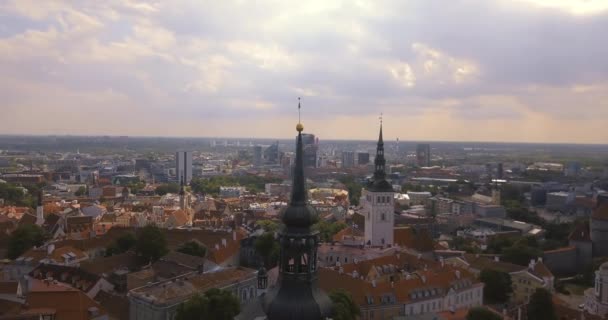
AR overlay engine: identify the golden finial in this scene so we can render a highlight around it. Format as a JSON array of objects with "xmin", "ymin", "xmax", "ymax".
[{"xmin": 296, "ymin": 97, "xmax": 304, "ymax": 132}]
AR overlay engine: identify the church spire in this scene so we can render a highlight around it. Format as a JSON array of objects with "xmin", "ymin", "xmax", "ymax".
[
  {"xmin": 262, "ymin": 98, "xmax": 332, "ymax": 320},
  {"xmin": 373, "ymin": 114, "xmax": 386, "ymax": 181},
  {"xmin": 291, "ymin": 97, "xmax": 306, "ymax": 207},
  {"xmin": 366, "ymin": 114, "xmax": 393, "ymax": 192}
]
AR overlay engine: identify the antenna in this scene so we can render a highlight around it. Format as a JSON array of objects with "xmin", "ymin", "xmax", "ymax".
[
  {"xmin": 298, "ymin": 97, "xmax": 301, "ymax": 124},
  {"xmin": 379, "ymin": 112, "xmax": 383, "ymax": 125}
]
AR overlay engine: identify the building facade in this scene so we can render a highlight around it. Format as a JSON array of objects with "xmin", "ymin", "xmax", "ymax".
[{"xmin": 175, "ymin": 151, "xmax": 193, "ymax": 184}]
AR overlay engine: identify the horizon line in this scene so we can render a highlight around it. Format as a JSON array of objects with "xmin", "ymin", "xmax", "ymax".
[{"xmin": 0, "ymin": 133, "xmax": 607, "ymax": 147}]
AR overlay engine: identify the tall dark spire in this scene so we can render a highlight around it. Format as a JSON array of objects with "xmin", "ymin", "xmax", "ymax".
[
  {"xmin": 262, "ymin": 98, "xmax": 332, "ymax": 320},
  {"xmin": 367, "ymin": 115, "xmax": 393, "ymax": 192}
]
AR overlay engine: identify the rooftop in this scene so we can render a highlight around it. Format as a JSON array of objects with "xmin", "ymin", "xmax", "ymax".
[{"xmin": 130, "ymin": 267, "xmax": 256, "ymax": 306}]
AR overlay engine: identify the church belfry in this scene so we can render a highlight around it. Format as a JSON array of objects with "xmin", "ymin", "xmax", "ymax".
[
  {"xmin": 361, "ymin": 115, "xmax": 395, "ymax": 247},
  {"xmin": 262, "ymin": 98, "xmax": 332, "ymax": 320}
]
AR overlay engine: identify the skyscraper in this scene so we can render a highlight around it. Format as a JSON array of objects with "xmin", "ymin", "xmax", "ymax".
[
  {"xmin": 175, "ymin": 151, "xmax": 192, "ymax": 184},
  {"xmin": 341, "ymin": 151, "xmax": 355, "ymax": 168},
  {"xmin": 301, "ymin": 133, "xmax": 318, "ymax": 168},
  {"xmin": 361, "ymin": 121, "xmax": 395, "ymax": 247},
  {"xmin": 416, "ymin": 143, "xmax": 431, "ymax": 167},
  {"xmin": 357, "ymin": 152, "xmax": 370, "ymax": 165},
  {"xmin": 264, "ymin": 141, "xmax": 279, "ymax": 165},
  {"xmin": 253, "ymin": 145, "xmax": 263, "ymax": 167}
]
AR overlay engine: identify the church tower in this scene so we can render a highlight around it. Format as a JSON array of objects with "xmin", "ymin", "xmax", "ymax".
[
  {"xmin": 262, "ymin": 98, "xmax": 332, "ymax": 320},
  {"xmin": 362, "ymin": 117, "xmax": 395, "ymax": 247}
]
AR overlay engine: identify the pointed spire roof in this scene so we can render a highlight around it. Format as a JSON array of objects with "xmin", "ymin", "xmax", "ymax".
[
  {"xmin": 281, "ymin": 98, "xmax": 317, "ymax": 230},
  {"xmin": 367, "ymin": 115, "xmax": 393, "ymax": 193}
]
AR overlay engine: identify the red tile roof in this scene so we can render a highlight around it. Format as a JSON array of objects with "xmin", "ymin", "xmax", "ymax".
[{"xmin": 394, "ymin": 227, "xmax": 435, "ymax": 252}]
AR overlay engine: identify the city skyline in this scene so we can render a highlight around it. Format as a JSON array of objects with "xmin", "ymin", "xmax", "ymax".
[{"xmin": 1, "ymin": 0, "xmax": 607, "ymax": 143}]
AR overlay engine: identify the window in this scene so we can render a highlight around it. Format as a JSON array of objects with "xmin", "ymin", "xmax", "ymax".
[{"xmin": 381, "ymin": 213, "xmax": 386, "ymax": 221}]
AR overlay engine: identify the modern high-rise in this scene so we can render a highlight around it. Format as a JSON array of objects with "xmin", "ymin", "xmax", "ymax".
[
  {"xmin": 416, "ymin": 143, "xmax": 431, "ymax": 167},
  {"xmin": 357, "ymin": 152, "xmax": 370, "ymax": 165},
  {"xmin": 175, "ymin": 151, "xmax": 192, "ymax": 184},
  {"xmin": 253, "ymin": 146, "xmax": 263, "ymax": 167},
  {"xmin": 341, "ymin": 151, "xmax": 355, "ymax": 168},
  {"xmin": 301, "ymin": 133, "xmax": 318, "ymax": 168},
  {"xmin": 264, "ymin": 141, "xmax": 279, "ymax": 165}
]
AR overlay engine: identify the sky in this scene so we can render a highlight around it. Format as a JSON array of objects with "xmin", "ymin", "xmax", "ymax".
[{"xmin": 0, "ymin": 0, "xmax": 607, "ymax": 144}]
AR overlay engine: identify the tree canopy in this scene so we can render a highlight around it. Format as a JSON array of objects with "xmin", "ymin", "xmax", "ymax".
[
  {"xmin": 155, "ymin": 183, "xmax": 180, "ymax": 196},
  {"xmin": 337, "ymin": 176, "xmax": 363, "ymax": 206},
  {"xmin": 175, "ymin": 289, "xmax": 241, "ymax": 320},
  {"xmin": 7, "ymin": 224, "xmax": 45, "ymax": 259},
  {"xmin": 330, "ymin": 289, "xmax": 360, "ymax": 320},
  {"xmin": 314, "ymin": 220, "xmax": 347, "ymax": 243},
  {"xmin": 190, "ymin": 175, "xmax": 281, "ymax": 195},
  {"xmin": 105, "ymin": 232, "xmax": 136, "ymax": 257},
  {"xmin": 0, "ymin": 182, "xmax": 38, "ymax": 208},
  {"xmin": 527, "ymin": 288, "xmax": 557, "ymax": 320},
  {"xmin": 177, "ymin": 241, "xmax": 207, "ymax": 258},
  {"xmin": 466, "ymin": 307, "xmax": 502, "ymax": 320},
  {"xmin": 254, "ymin": 232, "xmax": 279, "ymax": 268},
  {"xmin": 479, "ymin": 269, "xmax": 512, "ymax": 303},
  {"xmin": 256, "ymin": 220, "xmax": 279, "ymax": 233},
  {"xmin": 135, "ymin": 225, "xmax": 168, "ymax": 263}
]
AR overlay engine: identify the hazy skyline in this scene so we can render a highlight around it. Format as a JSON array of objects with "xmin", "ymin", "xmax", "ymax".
[{"xmin": 1, "ymin": 0, "xmax": 607, "ymax": 143}]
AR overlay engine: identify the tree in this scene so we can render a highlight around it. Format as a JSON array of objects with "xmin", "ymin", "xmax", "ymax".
[
  {"xmin": 175, "ymin": 289, "xmax": 240, "ymax": 320},
  {"xmin": 330, "ymin": 289, "xmax": 360, "ymax": 320},
  {"xmin": 314, "ymin": 220, "xmax": 347, "ymax": 242},
  {"xmin": 7, "ymin": 224, "xmax": 45, "ymax": 259},
  {"xmin": 254, "ymin": 232, "xmax": 279, "ymax": 267},
  {"xmin": 502, "ymin": 243, "xmax": 542, "ymax": 266},
  {"xmin": 479, "ymin": 269, "xmax": 512, "ymax": 303},
  {"xmin": 74, "ymin": 186, "xmax": 87, "ymax": 197},
  {"xmin": 256, "ymin": 220, "xmax": 279, "ymax": 233},
  {"xmin": 135, "ymin": 225, "xmax": 168, "ymax": 263},
  {"xmin": 177, "ymin": 241, "xmax": 207, "ymax": 257},
  {"xmin": 338, "ymin": 176, "xmax": 363, "ymax": 206},
  {"xmin": 105, "ymin": 232, "xmax": 136, "ymax": 257},
  {"xmin": 466, "ymin": 307, "xmax": 502, "ymax": 320},
  {"xmin": 527, "ymin": 288, "xmax": 557, "ymax": 320},
  {"xmin": 155, "ymin": 183, "xmax": 180, "ymax": 196}
]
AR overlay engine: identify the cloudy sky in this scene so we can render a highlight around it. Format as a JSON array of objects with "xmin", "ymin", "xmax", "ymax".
[{"xmin": 0, "ymin": 0, "xmax": 607, "ymax": 143}]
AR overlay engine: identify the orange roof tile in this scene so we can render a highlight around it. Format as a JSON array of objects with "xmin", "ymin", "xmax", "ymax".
[{"xmin": 394, "ymin": 227, "xmax": 435, "ymax": 252}]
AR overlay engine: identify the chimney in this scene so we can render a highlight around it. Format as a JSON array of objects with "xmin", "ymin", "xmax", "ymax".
[
  {"xmin": 215, "ymin": 244, "xmax": 220, "ymax": 250},
  {"xmin": 372, "ymin": 280, "xmax": 376, "ymax": 287},
  {"xmin": 421, "ymin": 275, "xmax": 427, "ymax": 283},
  {"xmin": 47, "ymin": 244, "xmax": 55, "ymax": 255},
  {"xmin": 494, "ymin": 256, "xmax": 499, "ymax": 262},
  {"xmin": 455, "ymin": 270, "xmax": 461, "ymax": 279},
  {"xmin": 221, "ymin": 238, "xmax": 227, "ymax": 247},
  {"xmin": 529, "ymin": 259, "xmax": 536, "ymax": 270},
  {"xmin": 440, "ymin": 257, "xmax": 444, "ymax": 267},
  {"xmin": 390, "ymin": 281, "xmax": 394, "ymax": 288},
  {"xmin": 538, "ymin": 257, "xmax": 543, "ymax": 263},
  {"xmin": 233, "ymin": 230, "xmax": 237, "ymax": 241}
]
